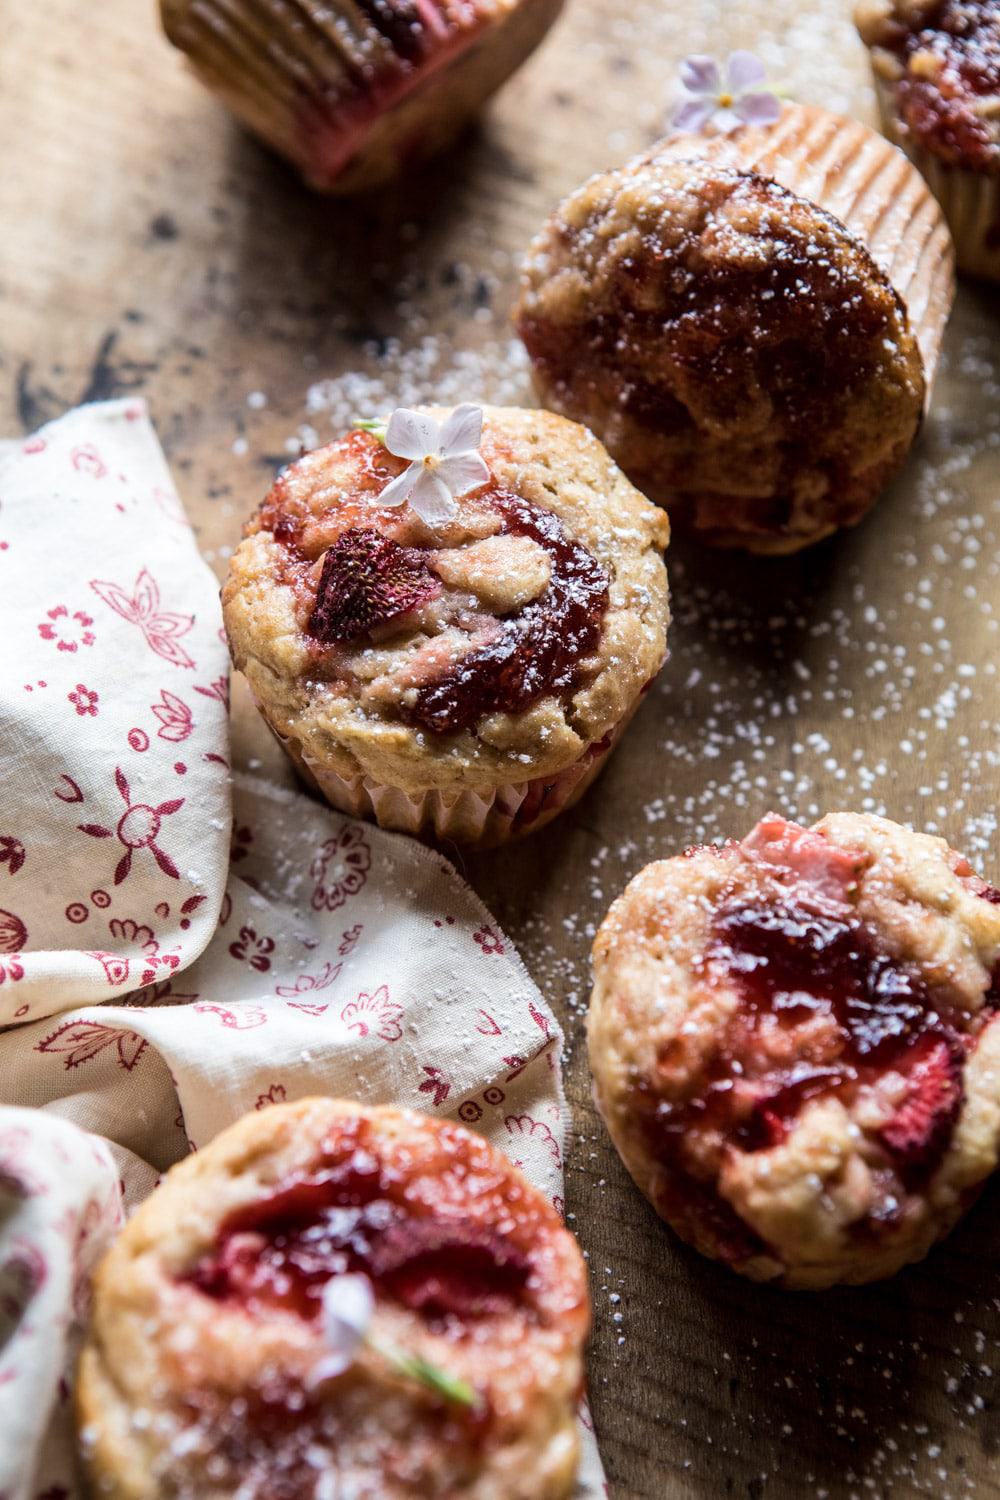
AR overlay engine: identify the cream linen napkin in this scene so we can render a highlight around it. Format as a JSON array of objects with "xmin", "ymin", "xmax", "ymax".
[{"xmin": 0, "ymin": 400, "xmax": 605, "ymax": 1499}]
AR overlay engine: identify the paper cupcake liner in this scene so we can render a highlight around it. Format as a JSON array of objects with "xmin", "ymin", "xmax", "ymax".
[
  {"xmin": 871, "ymin": 76, "xmax": 1000, "ymax": 283},
  {"xmin": 160, "ymin": 0, "xmax": 564, "ymax": 193},
  {"xmin": 261, "ymin": 709, "xmax": 632, "ymax": 849},
  {"xmin": 657, "ymin": 102, "xmax": 956, "ymax": 401}
]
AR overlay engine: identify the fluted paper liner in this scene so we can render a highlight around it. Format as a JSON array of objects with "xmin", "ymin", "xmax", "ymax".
[
  {"xmin": 657, "ymin": 102, "xmax": 956, "ymax": 401},
  {"xmin": 262, "ymin": 704, "xmax": 635, "ymax": 848},
  {"xmin": 870, "ymin": 76, "xmax": 1000, "ymax": 283},
  {"xmin": 160, "ymin": 0, "xmax": 565, "ymax": 192}
]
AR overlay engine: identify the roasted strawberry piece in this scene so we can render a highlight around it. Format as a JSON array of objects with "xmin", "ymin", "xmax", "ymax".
[
  {"xmin": 742, "ymin": 814, "xmax": 869, "ymax": 902},
  {"xmin": 309, "ymin": 527, "xmax": 440, "ymax": 643},
  {"xmin": 879, "ymin": 1035, "xmax": 964, "ymax": 1168},
  {"xmin": 371, "ymin": 1219, "xmax": 530, "ymax": 1316}
]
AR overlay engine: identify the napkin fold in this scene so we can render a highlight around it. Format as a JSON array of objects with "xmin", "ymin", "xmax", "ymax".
[{"xmin": 0, "ymin": 401, "xmax": 604, "ymax": 1499}]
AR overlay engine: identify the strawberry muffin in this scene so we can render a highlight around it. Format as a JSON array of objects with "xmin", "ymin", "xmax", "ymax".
[
  {"xmin": 159, "ymin": 0, "xmax": 564, "ymax": 193},
  {"xmin": 855, "ymin": 0, "xmax": 1000, "ymax": 279},
  {"xmin": 76, "ymin": 1099, "xmax": 590, "ymax": 1500},
  {"xmin": 223, "ymin": 404, "xmax": 670, "ymax": 846},
  {"xmin": 588, "ymin": 813, "xmax": 1000, "ymax": 1288},
  {"xmin": 515, "ymin": 104, "xmax": 954, "ymax": 553}
]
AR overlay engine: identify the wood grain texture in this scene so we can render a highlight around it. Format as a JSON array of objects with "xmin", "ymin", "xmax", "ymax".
[{"xmin": 3, "ymin": 0, "xmax": 1000, "ymax": 1494}]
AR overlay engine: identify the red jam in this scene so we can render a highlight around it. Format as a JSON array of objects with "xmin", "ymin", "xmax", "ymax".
[
  {"xmin": 186, "ymin": 1151, "xmax": 529, "ymax": 1323},
  {"xmin": 634, "ymin": 821, "xmax": 1000, "ymax": 1261},
  {"xmin": 408, "ymin": 491, "xmax": 610, "ymax": 736},
  {"xmin": 260, "ymin": 436, "xmax": 611, "ymax": 737},
  {"xmin": 893, "ymin": 2, "xmax": 1000, "ymax": 169}
]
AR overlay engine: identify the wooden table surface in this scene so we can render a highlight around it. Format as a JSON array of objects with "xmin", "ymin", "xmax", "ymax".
[{"xmin": 5, "ymin": 0, "xmax": 1000, "ymax": 1494}]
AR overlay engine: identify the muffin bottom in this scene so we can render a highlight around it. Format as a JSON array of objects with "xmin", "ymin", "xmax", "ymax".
[{"xmin": 266, "ymin": 703, "xmax": 634, "ymax": 848}]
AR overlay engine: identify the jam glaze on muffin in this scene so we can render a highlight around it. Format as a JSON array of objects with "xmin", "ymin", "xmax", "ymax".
[
  {"xmin": 515, "ymin": 104, "xmax": 954, "ymax": 554},
  {"xmin": 160, "ymin": 0, "xmax": 565, "ymax": 193},
  {"xmin": 855, "ymin": 1, "xmax": 1000, "ymax": 278},
  {"xmin": 588, "ymin": 813, "xmax": 1000, "ymax": 1288},
  {"xmin": 223, "ymin": 406, "xmax": 670, "ymax": 845},
  {"xmin": 77, "ymin": 1099, "xmax": 591, "ymax": 1499}
]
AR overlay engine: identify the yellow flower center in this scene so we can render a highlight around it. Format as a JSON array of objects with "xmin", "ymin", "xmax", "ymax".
[
  {"xmin": 718, "ymin": 92, "xmax": 734, "ymax": 107},
  {"xmin": 422, "ymin": 454, "xmax": 440, "ymax": 471}
]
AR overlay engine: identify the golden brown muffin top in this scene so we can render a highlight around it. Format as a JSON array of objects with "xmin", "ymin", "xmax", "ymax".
[
  {"xmin": 223, "ymin": 406, "xmax": 669, "ymax": 794},
  {"xmin": 516, "ymin": 155, "xmax": 924, "ymax": 459}
]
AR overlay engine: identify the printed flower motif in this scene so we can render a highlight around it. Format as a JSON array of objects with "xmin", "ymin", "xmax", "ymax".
[
  {"xmin": 0, "ymin": 837, "xmax": 25, "ymax": 876},
  {"xmin": 230, "ymin": 824, "xmax": 253, "ymax": 863},
  {"xmin": 151, "ymin": 688, "xmax": 193, "ymax": 742},
  {"xmin": 77, "ymin": 766, "xmax": 184, "ymax": 885},
  {"xmin": 90, "ymin": 567, "xmax": 196, "ymax": 670},
  {"xmin": 473, "ymin": 925, "xmax": 505, "ymax": 956},
  {"xmin": 87, "ymin": 951, "xmax": 131, "ymax": 986},
  {"xmin": 193, "ymin": 1002, "xmax": 268, "ymax": 1029},
  {"xmin": 363, "ymin": 405, "xmax": 490, "ymax": 526},
  {"xmin": 38, "ymin": 606, "xmax": 96, "ymax": 653},
  {"xmin": 108, "ymin": 918, "xmax": 157, "ymax": 953},
  {"xmin": 311, "ymin": 827, "xmax": 371, "ymax": 913},
  {"xmin": 108, "ymin": 917, "xmax": 178, "ymax": 986},
  {"xmin": 276, "ymin": 960, "xmax": 342, "ymax": 1013},
  {"xmin": 0, "ymin": 908, "xmax": 27, "ymax": 954},
  {"xmin": 504, "ymin": 1113, "xmax": 562, "ymax": 1169},
  {"xmin": 228, "ymin": 925, "xmax": 275, "ymax": 973},
  {"xmin": 0, "ymin": 955, "xmax": 24, "ymax": 985},
  {"xmin": 340, "ymin": 984, "xmax": 404, "ymax": 1043},
  {"xmin": 339, "ymin": 923, "xmax": 363, "ymax": 956},
  {"xmin": 71, "ymin": 443, "xmax": 108, "ymax": 479},
  {"xmin": 68, "ymin": 684, "xmax": 99, "ymax": 717},
  {"xmin": 673, "ymin": 52, "xmax": 782, "ymax": 135},
  {"xmin": 255, "ymin": 1084, "xmax": 287, "ymax": 1110},
  {"xmin": 194, "ymin": 674, "xmax": 230, "ymax": 707},
  {"xmin": 36, "ymin": 1020, "xmax": 148, "ymax": 1072}
]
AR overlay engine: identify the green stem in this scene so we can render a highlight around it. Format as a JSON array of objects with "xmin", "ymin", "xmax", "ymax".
[
  {"xmin": 355, "ymin": 417, "xmax": 389, "ymax": 446},
  {"xmin": 367, "ymin": 1335, "xmax": 477, "ymax": 1407}
]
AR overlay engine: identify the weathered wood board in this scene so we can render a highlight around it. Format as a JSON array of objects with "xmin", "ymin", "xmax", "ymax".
[{"xmin": 4, "ymin": 0, "xmax": 1000, "ymax": 1493}]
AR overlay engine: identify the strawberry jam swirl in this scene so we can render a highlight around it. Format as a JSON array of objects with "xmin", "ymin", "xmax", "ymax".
[
  {"xmin": 185, "ymin": 1129, "xmax": 530, "ymax": 1326},
  {"xmin": 640, "ymin": 818, "xmax": 999, "ymax": 1263},
  {"xmin": 264, "ymin": 434, "xmax": 610, "ymax": 737},
  {"xmin": 888, "ymin": 2, "xmax": 1000, "ymax": 170}
]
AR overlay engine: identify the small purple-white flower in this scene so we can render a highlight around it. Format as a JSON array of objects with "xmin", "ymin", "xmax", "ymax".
[
  {"xmin": 673, "ymin": 52, "xmax": 782, "ymax": 135},
  {"xmin": 363, "ymin": 404, "xmax": 490, "ymax": 527},
  {"xmin": 315, "ymin": 1272, "xmax": 374, "ymax": 1381}
]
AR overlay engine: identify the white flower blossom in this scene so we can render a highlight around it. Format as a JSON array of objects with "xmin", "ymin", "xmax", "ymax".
[
  {"xmin": 372, "ymin": 404, "xmax": 490, "ymax": 526},
  {"xmin": 314, "ymin": 1273, "xmax": 374, "ymax": 1380},
  {"xmin": 673, "ymin": 52, "xmax": 782, "ymax": 135}
]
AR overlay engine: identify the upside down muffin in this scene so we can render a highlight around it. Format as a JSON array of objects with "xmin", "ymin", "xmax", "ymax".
[
  {"xmin": 587, "ymin": 813, "xmax": 1000, "ymax": 1288},
  {"xmin": 515, "ymin": 103, "xmax": 955, "ymax": 553},
  {"xmin": 222, "ymin": 405, "xmax": 670, "ymax": 845},
  {"xmin": 76, "ymin": 1099, "xmax": 590, "ymax": 1500},
  {"xmin": 160, "ymin": 0, "xmax": 565, "ymax": 193},
  {"xmin": 855, "ymin": 0, "xmax": 1000, "ymax": 279}
]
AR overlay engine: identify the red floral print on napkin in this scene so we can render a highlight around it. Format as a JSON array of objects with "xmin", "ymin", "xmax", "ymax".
[
  {"xmin": 77, "ymin": 768, "xmax": 183, "ymax": 885},
  {"xmin": 90, "ymin": 568, "xmax": 195, "ymax": 670},
  {"xmin": 36, "ymin": 1021, "xmax": 148, "ymax": 1072}
]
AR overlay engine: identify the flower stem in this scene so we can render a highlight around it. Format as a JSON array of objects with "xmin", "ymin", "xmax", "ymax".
[
  {"xmin": 368, "ymin": 1336, "xmax": 477, "ymax": 1407},
  {"xmin": 355, "ymin": 417, "xmax": 388, "ymax": 446}
]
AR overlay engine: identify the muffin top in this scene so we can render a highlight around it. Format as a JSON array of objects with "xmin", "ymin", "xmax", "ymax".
[
  {"xmin": 588, "ymin": 812, "xmax": 1000, "ymax": 1287},
  {"xmin": 515, "ymin": 155, "xmax": 925, "ymax": 548},
  {"xmin": 857, "ymin": 0, "xmax": 1000, "ymax": 172},
  {"xmin": 77, "ymin": 1099, "xmax": 590, "ymax": 1500},
  {"xmin": 223, "ymin": 406, "xmax": 669, "ymax": 794}
]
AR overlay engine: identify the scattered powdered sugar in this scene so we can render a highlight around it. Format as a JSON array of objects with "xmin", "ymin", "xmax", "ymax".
[
  {"xmin": 217, "ymin": 2, "xmax": 1000, "ymax": 1490},
  {"xmin": 302, "ymin": 337, "xmax": 533, "ymax": 437}
]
